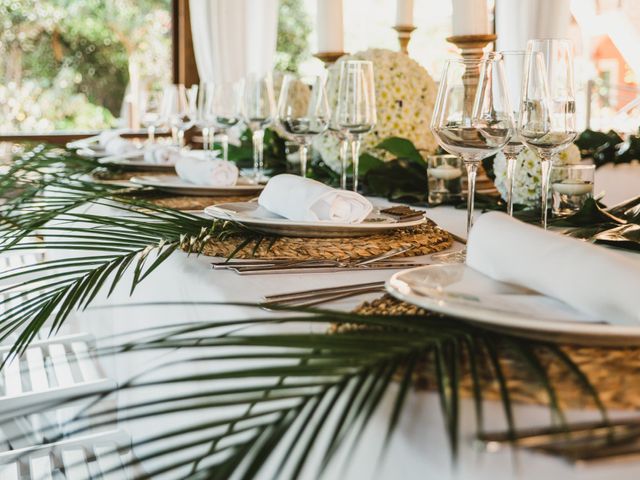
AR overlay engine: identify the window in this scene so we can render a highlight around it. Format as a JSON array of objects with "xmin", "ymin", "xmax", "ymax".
[{"xmin": 0, "ymin": 0, "xmax": 172, "ymax": 135}]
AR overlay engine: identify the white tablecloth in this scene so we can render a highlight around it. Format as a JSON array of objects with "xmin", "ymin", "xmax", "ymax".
[{"xmin": 40, "ymin": 201, "xmax": 638, "ymax": 480}]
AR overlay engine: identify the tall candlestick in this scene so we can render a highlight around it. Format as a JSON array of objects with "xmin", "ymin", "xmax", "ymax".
[
  {"xmin": 396, "ymin": 0, "xmax": 414, "ymax": 26},
  {"xmin": 316, "ymin": 0, "xmax": 344, "ymax": 53},
  {"xmin": 452, "ymin": 0, "xmax": 489, "ymax": 36}
]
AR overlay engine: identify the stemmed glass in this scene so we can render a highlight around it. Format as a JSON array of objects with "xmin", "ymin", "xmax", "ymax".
[
  {"xmin": 430, "ymin": 56, "xmax": 514, "ymax": 260},
  {"xmin": 518, "ymin": 39, "xmax": 577, "ymax": 229},
  {"xmin": 497, "ymin": 51, "xmax": 530, "ymax": 216},
  {"xmin": 196, "ymin": 82, "xmax": 216, "ymax": 154},
  {"xmin": 336, "ymin": 60, "xmax": 376, "ymax": 192},
  {"xmin": 169, "ymin": 84, "xmax": 198, "ymax": 149},
  {"xmin": 212, "ymin": 81, "xmax": 243, "ymax": 163},
  {"xmin": 140, "ymin": 86, "xmax": 168, "ymax": 143},
  {"xmin": 243, "ymin": 74, "xmax": 276, "ymax": 183},
  {"xmin": 326, "ymin": 67, "xmax": 350, "ymax": 189},
  {"xmin": 277, "ymin": 75, "xmax": 330, "ymax": 177}
]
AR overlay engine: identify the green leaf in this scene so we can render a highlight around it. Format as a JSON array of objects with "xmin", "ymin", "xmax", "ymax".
[{"xmin": 376, "ymin": 137, "xmax": 426, "ymax": 165}]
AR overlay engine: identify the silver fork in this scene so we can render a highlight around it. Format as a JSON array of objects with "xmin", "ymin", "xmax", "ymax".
[{"xmin": 262, "ymin": 281, "xmax": 387, "ymax": 307}]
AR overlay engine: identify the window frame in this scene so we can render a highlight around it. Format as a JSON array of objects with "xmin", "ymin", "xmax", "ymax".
[{"xmin": 0, "ymin": 0, "xmax": 199, "ymax": 144}]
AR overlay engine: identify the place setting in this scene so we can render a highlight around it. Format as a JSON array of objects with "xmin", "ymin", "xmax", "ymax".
[{"xmin": 5, "ymin": 0, "xmax": 640, "ymax": 478}]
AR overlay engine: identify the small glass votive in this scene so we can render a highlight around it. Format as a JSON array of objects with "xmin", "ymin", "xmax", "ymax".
[
  {"xmin": 427, "ymin": 154, "xmax": 463, "ymax": 205},
  {"xmin": 551, "ymin": 164, "xmax": 595, "ymax": 216}
]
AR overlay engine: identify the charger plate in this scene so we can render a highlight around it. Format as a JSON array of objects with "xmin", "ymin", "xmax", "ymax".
[
  {"xmin": 386, "ymin": 264, "xmax": 640, "ymax": 346},
  {"xmin": 204, "ymin": 202, "xmax": 426, "ymax": 237},
  {"xmin": 131, "ymin": 175, "xmax": 263, "ymax": 196}
]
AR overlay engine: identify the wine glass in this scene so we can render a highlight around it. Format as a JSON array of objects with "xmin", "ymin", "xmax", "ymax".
[
  {"xmin": 496, "ymin": 51, "xmax": 530, "ymax": 216},
  {"xmin": 336, "ymin": 60, "xmax": 376, "ymax": 192},
  {"xmin": 169, "ymin": 84, "xmax": 198, "ymax": 149},
  {"xmin": 326, "ymin": 67, "xmax": 350, "ymax": 190},
  {"xmin": 140, "ymin": 86, "xmax": 167, "ymax": 143},
  {"xmin": 243, "ymin": 74, "xmax": 276, "ymax": 183},
  {"xmin": 518, "ymin": 39, "xmax": 577, "ymax": 229},
  {"xmin": 277, "ymin": 75, "xmax": 330, "ymax": 177},
  {"xmin": 196, "ymin": 81, "xmax": 216, "ymax": 154},
  {"xmin": 430, "ymin": 56, "xmax": 514, "ymax": 260},
  {"xmin": 212, "ymin": 81, "xmax": 243, "ymax": 163}
]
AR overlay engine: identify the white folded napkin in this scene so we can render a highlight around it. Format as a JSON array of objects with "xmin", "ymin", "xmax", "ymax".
[
  {"xmin": 144, "ymin": 145, "xmax": 180, "ymax": 164},
  {"xmin": 175, "ymin": 153, "xmax": 238, "ymax": 187},
  {"xmin": 98, "ymin": 130, "xmax": 138, "ymax": 156},
  {"xmin": 466, "ymin": 211, "xmax": 640, "ymax": 325},
  {"xmin": 258, "ymin": 174, "xmax": 373, "ymax": 223}
]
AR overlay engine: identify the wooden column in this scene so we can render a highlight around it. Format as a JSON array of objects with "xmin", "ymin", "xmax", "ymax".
[{"xmin": 173, "ymin": 0, "xmax": 200, "ymax": 87}]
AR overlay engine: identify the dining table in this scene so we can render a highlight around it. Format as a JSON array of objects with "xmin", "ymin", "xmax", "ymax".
[{"xmin": 23, "ymin": 188, "xmax": 638, "ymax": 480}]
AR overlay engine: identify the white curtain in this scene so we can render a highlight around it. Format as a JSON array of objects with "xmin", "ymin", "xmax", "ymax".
[
  {"xmin": 189, "ymin": 0, "xmax": 279, "ymax": 84},
  {"xmin": 496, "ymin": 0, "xmax": 571, "ymax": 51}
]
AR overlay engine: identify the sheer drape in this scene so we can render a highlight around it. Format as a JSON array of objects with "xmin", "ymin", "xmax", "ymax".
[
  {"xmin": 189, "ymin": 0, "xmax": 278, "ymax": 83},
  {"xmin": 496, "ymin": 0, "xmax": 571, "ymax": 51}
]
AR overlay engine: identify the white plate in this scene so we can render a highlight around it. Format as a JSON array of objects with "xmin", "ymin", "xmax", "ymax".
[
  {"xmin": 98, "ymin": 154, "xmax": 176, "ymax": 171},
  {"xmin": 204, "ymin": 202, "xmax": 426, "ymax": 237},
  {"xmin": 130, "ymin": 175, "xmax": 264, "ymax": 196},
  {"xmin": 386, "ymin": 264, "xmax": 640, "ymax": 346}
]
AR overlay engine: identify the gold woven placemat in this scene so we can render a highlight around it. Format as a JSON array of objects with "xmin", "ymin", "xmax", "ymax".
[
  {"xmin": 192, "ymin": 220, "xmax": 452, "ymax": 260},
  {"xmin": 344, "ymin": 295, "xmax": 640, "ymax": 411}
]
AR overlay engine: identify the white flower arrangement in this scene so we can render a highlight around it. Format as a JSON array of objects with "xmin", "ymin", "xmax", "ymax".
[
  {"xmin": 492, "ymin": 143, "xmax": 582, "ymax": 207},
  {"xmin": 314, "ymin": 48, "xmax": 438, "ymax": 171}
]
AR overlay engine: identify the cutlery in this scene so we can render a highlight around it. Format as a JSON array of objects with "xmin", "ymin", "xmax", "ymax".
[
  {"xmin": 264, "ymin": 281, "xmax": 386, "ymax": 302},
  {"xmin": 233, "ymin": 262, "xmax": 425, "ymax": 275},
  {"xmin": 263, "ymin": 281, "xmax": 386, "ymax": 307}
]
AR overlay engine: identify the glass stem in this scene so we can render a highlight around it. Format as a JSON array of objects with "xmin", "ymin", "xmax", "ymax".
[
  {"xmin": 299, "ymin": 142, "xmax": 308, "ymax": 178},
  {"xmin": 252, "ymin": 129, "xmax": 265, "ymax": 182},
  {"xmin": 505, "ymin": 154, "xmax": 517, "ymax": 216},
  {"xmin": 351, "ymin": 135, "xmax": 361, "ymax": 192},
  {"xmin": 340, "ymin": 137, "xmax": 349, "ymax": 190},
  {"xmin": 464, "ymin": 160, "xmax": 479, "ymax": 236},
  {"xmin": 147, "ymin": 125, "xmax": 155, "ymax": 143},
  {"xmin": 171, "ymin": 125, "xmax": 178, "ymax": 145},
  {"xmin": 540, "ymin": 154, "xmax": 553, "ymax": 229},
  {"xmin": 220, "ymin": 131, "xmax": 229, "ymax": 163},
  {"xmin": 208, "ymin": 127, "xmax": 215, "ymax": 155},
  {"xmin": 177, "ymin": 129, "xmax": 185, "ymax": 149},
  {"xmin": 202, "ymin": 127, "xmax": 209, "ymax": 150}
]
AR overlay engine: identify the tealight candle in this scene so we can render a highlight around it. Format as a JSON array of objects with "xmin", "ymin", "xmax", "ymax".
[
  {"xmin": 428, "ymin": 164, "xmax": 463, "ymax": 180},
  {"xmin": 552, "ymin": 181, "xmax": 593, "ymax": 196}
]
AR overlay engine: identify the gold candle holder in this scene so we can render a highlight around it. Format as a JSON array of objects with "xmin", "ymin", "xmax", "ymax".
[
  {"xmin": 393, "ymin": 25, "xmax": 417, "ymax": 54},
  {"xmin": 313, "ymin": 51, "xmax": 346, "ymax": 66}
]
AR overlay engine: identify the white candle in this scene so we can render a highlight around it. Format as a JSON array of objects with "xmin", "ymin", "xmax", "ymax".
[
  {"xmin": 396, "ymin": 0, "xmax": 414, "ymax": 26},
  {"xmin": 452, "ymin": 0, "xmax": 489, "ymax": 36},
  {"xmin": 552, "ymin": 181, "xmax": 593, "ymax": 196},
  {"xmin": 428, "ymin": 165, "xmax": 463, "ymax": 180},
  {"xmin": 316, "ymin": 0, "xmax": 344, "ymax": 53}
]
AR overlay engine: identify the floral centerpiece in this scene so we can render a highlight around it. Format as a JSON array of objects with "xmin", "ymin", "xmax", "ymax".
[
  {"xmin": 492, "ymin": 144, "xmax": 582, "ymax": 208},
  {"xmin": 314, "ymin": 48, "xmax": 438, "ymax": 171}
]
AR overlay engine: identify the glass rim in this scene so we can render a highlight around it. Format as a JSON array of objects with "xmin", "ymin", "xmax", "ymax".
[
  {"xmin": 427, "ymin": 153, "xmax": 459, "ymax": 159},
  {"xmin": 551, "ymin": 164, "xmax": 596, "ymax": 171},
  {"xmin": 444, "ymin": 57, "xmax": 495, "ymax": 65},
  {"xmin": 340, "ymin": 59, "xmax": 374, "ymax": 65}
]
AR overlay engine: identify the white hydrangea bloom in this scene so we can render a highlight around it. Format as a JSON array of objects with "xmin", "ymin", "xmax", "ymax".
[
  {"xmin": 314, "ymin": 48, "xmax": 438, "ymax": 172},
  {"xmin": 492, "ymin": 143, "xmax": 582, "ymax": 207}
]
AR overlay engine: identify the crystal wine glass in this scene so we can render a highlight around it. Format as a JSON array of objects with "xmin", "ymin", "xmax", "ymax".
[
  {"xmin": 212, "ymin": 81, "xmax": 243, "ymax": 163},
  {"xmin": 518, "ymin": 39, "xmax": 577, "ymax": 229},
  {"xmin": 277, "ymin": 75, "xmax": 330, "ymax": 177},
  {"xmin": 336, "ymin": 60, "xmax": 376, "ymax": 192},
  {"xmin": 496, "ymin": 51, "xmax": 530, "ymax": 216},
  {"xmin": 326, "ymin": 67, "xmax": 350, "ymax": 190},
  {"xmin": 169, "ymin": 84, "xmax": 198, "ymax": 149},
  {"xmin": 430, "ymin": 56, "xmax": 514, "ymax": 261},
  {"xmin": 243, "ymin": 74, "xmax": 276, "ymax": 183},
  {"xmin": 140, "ymin": 86, "xmax": 167, "ymax": 143},
  {"xmin": 196, "ymin": 81, "xmax": 216, "ymax": 154}
]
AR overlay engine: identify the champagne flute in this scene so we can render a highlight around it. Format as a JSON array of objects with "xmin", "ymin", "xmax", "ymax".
[
  {"xmin": 430, "ymin": 56, "xmax": 514, "ymax": 260},
  {"xmin": 196, "ymin": 81, "xmax": 216, "ymax": 154},
  {"xmin": 169, "ymin": 84, "xmax": 198, "ymax": 149},
  {"xmin": 326, "ymin": 67, "xmax": 350, "ymax": 190},
  {"xmin": 336, "ymin": 60, "xmax": 376, "ymax": 192},
  {"xmin": 519, "ymin": 39, "xmax": 577, "ymax": 229},
  {"xmin": 243, "ymin": 74, "xmax": 276, "ymax": 183},
  {"xmin": 212, "ymin": 81, "xmax": 243, "ymax": 163},
  {"xmin": 496, "ymin": 51, "xmax": 530, "ymax": 216},
  {"xmin": 277, "ymin": 75, "xmax": 330, "ymax": 177}
]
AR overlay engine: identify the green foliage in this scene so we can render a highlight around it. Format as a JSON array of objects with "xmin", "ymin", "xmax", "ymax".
[
  {"xmin": 225, "ymin": 127, "xmax": 289, "ymax": 174},
  {"xmin": 275, "ymin": 0, "xmax": 312, "ymax": 72}
]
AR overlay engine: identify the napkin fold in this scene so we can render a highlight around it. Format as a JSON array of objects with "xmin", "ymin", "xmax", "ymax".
[
  {"xmin": 466, "ymin": 211, "xmax": 640, "ymax": 325},
  {"xmin": 258, "ymin": 174, "xmax": 373, "ymax": 223},
  {"xmin": 175, "ymin": 153, "xmax": 239, "ymax": 187},
  {"xmin": 98, "ymin": 130, "xmax": 138, "ymax": 156},
  {"xmin": 144, "ymin": 145, "xmax": 180, "ymax": 164}
]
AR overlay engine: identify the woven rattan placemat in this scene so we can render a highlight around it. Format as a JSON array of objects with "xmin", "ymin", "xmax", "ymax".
[
  {"xmin": 343, "ymin": 295, "xmax": 640, "ymax": 411},
  {"xmin": 191, "ymin": 219, "xmax": 452, "ymax": 260}
]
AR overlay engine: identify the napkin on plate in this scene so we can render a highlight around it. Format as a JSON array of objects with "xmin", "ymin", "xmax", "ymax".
[
  {"xmin": 98, "ymin": 130, "xmax": 138, "ymax": 156},
  {"xmin": 174, "ymin": 152, "xmax": 239, "ymax": 187},
  {"xmin": 144, "ymin": 145, "xmax": 180, "ymax": 164},
  {"xmin": 466, "ymin": 211, "xmax": 640, "ymax": 325},
  {"xmin": 258, "ymin": 174, "xmax": 373, "ymax": 223}
]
